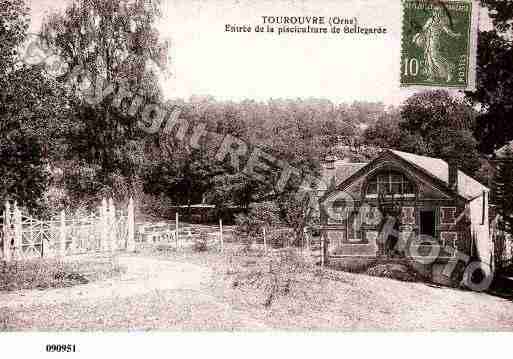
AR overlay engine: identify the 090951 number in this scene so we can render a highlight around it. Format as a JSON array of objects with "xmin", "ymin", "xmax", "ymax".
[{"xmin": 46, "ymin": 345, "xmax": 76, "ymax": 353}]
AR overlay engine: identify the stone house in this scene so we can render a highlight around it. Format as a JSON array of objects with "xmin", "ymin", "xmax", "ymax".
[{"xmin": 317, "ymin": 149, "xmax": 492, "ymax": 284}]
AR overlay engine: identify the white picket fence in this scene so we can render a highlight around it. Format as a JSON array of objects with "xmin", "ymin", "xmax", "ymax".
[{"xmin": 0, "ymin": 198, "xmax": 135, "ymax": 262}]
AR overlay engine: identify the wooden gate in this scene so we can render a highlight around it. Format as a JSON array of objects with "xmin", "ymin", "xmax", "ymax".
[
  {"xmin": 0, "ymin": 198, "xmax": 135, "ymax": 261},
  {"xmin": 20, "ymin": 215, "xmax": 59, "ymax": 258},
  {"xmin": 64, "ymin": 214, "xmax": 102, "ymax": 255}
]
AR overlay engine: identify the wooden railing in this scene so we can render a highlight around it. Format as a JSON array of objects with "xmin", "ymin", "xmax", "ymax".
[{"xmin": 0, "ymin": 198, "xmax": 135, "ymax": 261}]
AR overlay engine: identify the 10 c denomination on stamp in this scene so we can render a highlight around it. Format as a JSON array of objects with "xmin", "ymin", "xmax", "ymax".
[{"xmin": 400, "ymin": 0, "xmax": 478, "ymax": 90}]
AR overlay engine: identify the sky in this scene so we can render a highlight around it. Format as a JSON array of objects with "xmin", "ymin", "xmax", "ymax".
[{"xmin": 28, "ymin": 0, "xmax": 493, "ymax": 106}]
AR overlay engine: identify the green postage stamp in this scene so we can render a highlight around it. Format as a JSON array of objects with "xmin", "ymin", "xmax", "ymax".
[{"xmin": 400, "ymin": 0, "xmax": 479, "ymax": 90}]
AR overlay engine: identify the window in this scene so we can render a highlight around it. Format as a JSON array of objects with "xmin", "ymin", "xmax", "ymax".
[
  {"xmin": 365, "ymin": 170, "xmax": 416, "ymax": 198},
  {"xmin": 327, "ymin": 230, "xmax": 345, "ymax": 250},
  {"xmin": 440, "ymin": 207, "xmax": 457, "ymax": 225},
  {"xmin": 361, "ymin": 205, "xmax": 382, "ymax": 227}
]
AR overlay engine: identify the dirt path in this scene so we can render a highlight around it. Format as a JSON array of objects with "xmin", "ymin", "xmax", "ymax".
[
  {"xmin": 0, "ymin": 256, "xmax": 212, "ymax": 309},
  {"xmin": 2, "ymin": 254, "xmax": 513, "ymax": 330},
  {"xmin": 0, "ymin": 255, "xmax": 268, "ymax": 330}
]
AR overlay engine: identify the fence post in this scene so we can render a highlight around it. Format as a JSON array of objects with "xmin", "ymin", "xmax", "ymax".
[
  {"xmin": 175, "ymin": 212, "xmax": 179, "ymax": 250},
  {"xmin": 219, "ymin": 218, "xmax": 224, "ymax": 253},
  {"xmin": 109, "ymin": 198, "xmax": 116, "ymax": 254},
  {"xmin": 127, "ymin": 197, "xmax": 135, "ymax": 252},
  {"xmin": 59, "ymin": 211, "xmax": 66, "ymax": 257},
  {"xmin": 3, "ymin": 201, "xmax": 11, "ymax": 262},
  {"xmin": 321, "ymin": 235, "xmax": 325, "ymax": 268},
  {"xmin": 13, "ymin": 202, "xmax": 22, "ymax": 260},
  {"xmin": 100, "ymin": 198, "xmax": 107, "ymax": 252},
  {"xmin": 263, "ymin": 227, "xmax": 267, "ymax": 252}
]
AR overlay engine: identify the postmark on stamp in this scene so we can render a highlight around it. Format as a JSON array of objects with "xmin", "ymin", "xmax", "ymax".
[{"xmin": 400, "ymin": 0, "xmax": 478, "ymax": 90}]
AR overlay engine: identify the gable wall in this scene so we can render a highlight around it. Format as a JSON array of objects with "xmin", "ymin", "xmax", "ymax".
[{"xmin": 321, "ymin": 154, "xmax": 472, "ymax": 259}]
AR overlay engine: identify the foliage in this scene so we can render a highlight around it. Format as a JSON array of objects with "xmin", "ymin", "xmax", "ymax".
[
  {"xmin": 154, "ymin": 98, "xmax": 353, "ymax": 225},
  {"xmin": 467, "ymin": 31, "xmax": 513, "ymax": 154},
  {"xmin": 5, "ymin": 35, "xmax": 369, "ymax": 216},
  {"xmin": 41, "ymin": 0, "xmax": 169, "ymax": 194},
  {"xmin": 0, "ymin": 138, "xmax": 49, "ymax": 214},
  {"xmin": 362, "ymin": 110, "xmax": 402, "ymax": 149},
  {"xmin": 230, "ymin": 248, "xmax": 315, "ymax": 308},
  {"xmin": 235, "ymin": 202, "xmax": 282, "ymax": 238},
  {"xmin": 192, "ymin": 232, "xmax": 209, "ymax": 252},
  {"xmin": 0, "ymin": 0, "xmax": 73, "ymax": 214},
  {"xmin": 464, "ymin": 1, "xmax": 513, "ymax": 153},
  {"xmin": 363, "ymin": 91, "xmax": 481, "ymax": 175},
  {"xmin": 0, "ymin": 0, "xmax": 29, "ymax": 73},
  {"xmin": 346, "ymin": 101, "xmax": 386, "ymax": 127},
  {"xmin": 399, "ymin": 90, "xmax": 481, "ymax": 174},
  {"xmin": 400, "ymin": 90, "xmax": 475, "ymax": 135},
  {"xmin": 366, "ymin": 263, "xmax": 421, "ymax": 282},
  {"xmin": 274, "ymin": 190, "xmax": 317, "ymax": 246},
  {"xmin": 481, "ymin": 0, "xmax": 513, "ymax": 34},
  {"xmin": 0, "ymin": 256, "xmax": 125, "ymax": 291},
  {"xmin": 492, "ymin": 147, "xmax": 513, "ymax": 235},
  {"xmin": 267, "ymin": 230, "xmax": 294, "ymax": 249}
]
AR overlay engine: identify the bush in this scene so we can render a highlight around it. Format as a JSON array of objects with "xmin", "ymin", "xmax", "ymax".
[
  {"xmin": 138, "ymin": 193, "xmax": 176, "ymax": 221},
  {"xmin": 235, "ymin": 202, "xmax": 282, "ymax": 238},
  {"xmin": 231, "ymin": 248, "xmax": 314, "ymax": 307},
  {"xmin": 268, "ymin": 230, "xmax": 293, "ymax": 249},
  {"xmin": 329, "ymin": 258, "xmax": 377, "ymax": 273},
  {"xmin": 0, "ymin": 138, "xmax": 50, "ymax": 217},
  {"xmin": 192, "ymin": 232, "xmax": 208, "ymax": 252},
  {"xmin": 366, "ymin": 263, "xmax": 421, "ymax": 282}
]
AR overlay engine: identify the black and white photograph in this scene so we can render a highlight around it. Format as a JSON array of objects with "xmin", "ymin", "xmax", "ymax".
[{"xmin": 0, "ymin": 0, "xmax": 513, "ymax": 354}]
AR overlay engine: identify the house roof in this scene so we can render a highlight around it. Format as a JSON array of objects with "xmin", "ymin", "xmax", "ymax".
[
  {"xmin": 318, "ymin": 160, "xmax": 367, "ymax": 191},
  {"xmin": 320, "ymin": 150, "xmax": 489, "ymax": 201},
  {"xmin": 496, "ymin": 141, "xmax": 513, "ymax": 158},
  {"xmin": 389, "ymin": 150, "xmax": 489, "ymax": 200}
]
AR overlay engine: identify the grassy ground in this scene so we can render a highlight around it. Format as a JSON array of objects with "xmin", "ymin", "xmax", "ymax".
[
  {"xmin": 142, "ymin": 243, "xmax": 513, "ymax": 330},
  {"xmin": 0, "ymin": 255, "xmax": 125, "ymax": 292},
  {"xmin": 1, "ymin": 243, "xmax": 513, "ymax": 331}
]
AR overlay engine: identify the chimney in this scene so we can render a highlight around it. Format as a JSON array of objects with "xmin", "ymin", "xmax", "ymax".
[
  {"xmin": 323, "ymin": 155, "xmax": 336, "ymax": 170},
  {"xmin": 448, "ymin": 161, "xmax": 458, "ymax": 192}
]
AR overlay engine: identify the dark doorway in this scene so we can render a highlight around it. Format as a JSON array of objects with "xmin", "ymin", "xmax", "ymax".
[
  {"xmin": 420, "ymin": 210, "xmax": 436, "ymax": 238},
  {"xmin": 385, "ymin": 219, "xmax": 400, "ymax": 256}
]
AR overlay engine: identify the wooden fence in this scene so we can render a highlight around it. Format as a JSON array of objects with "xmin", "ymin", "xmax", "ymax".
[
  {"xmin": 136, "ymin": 213, "xmax": 225, "ymax": 252},
  {"xmin": 0, "ymin": 198, "xmax": 135, "ymax": 262}
]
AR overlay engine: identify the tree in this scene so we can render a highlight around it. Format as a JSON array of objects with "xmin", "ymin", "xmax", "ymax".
[
  {"xmin": 150, "ymin": 96, "xmax": 357, "ymax": 235},
  {"xmin": 347, "ymin": 101, "xmax": 386, "ymax": 126},
  {"xmin": 465, "ymin": 1, "xmax": 513, "ymax": 153},
  {"xmin": 399, "ymin": 90, "xmax": 481, "ymax": 174},
  {"xmin": 492, "ymin": 147, "xmax": 513, "ymax": 234},
  {"xmin": 491, "ymin": 146, "xmax": 513, "ymax": 269},
  {"xmin": 41, "ymin": 0, "xmax": 169, "ymax": 192},
  {"xmin": 0, "ymin": 0, "xmax": 29, "ymax": 74},
  {"xmin": 0, "ymin": 0, "xmax": 72, "ymax": 214},
  {"xmin": 466, "ymin": 31, "xmax": 513, "ymax": 154},
  {"xmin": 363, "ymin": 110, "xmax": 401, "ymax": 149},
  {"xmin": 400, "ymin": 90, "xmax": 475, "ymax": 135}
]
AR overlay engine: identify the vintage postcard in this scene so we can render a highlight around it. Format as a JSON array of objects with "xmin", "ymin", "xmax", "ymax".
[{"xmin": 1, "ymin": 0, "xmax": 512, "ymax": 354}]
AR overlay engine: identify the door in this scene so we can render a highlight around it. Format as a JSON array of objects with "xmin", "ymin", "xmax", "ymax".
[{"xmin": 419, "ymin": 209, "xmax": 436, "ymax": 239}]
